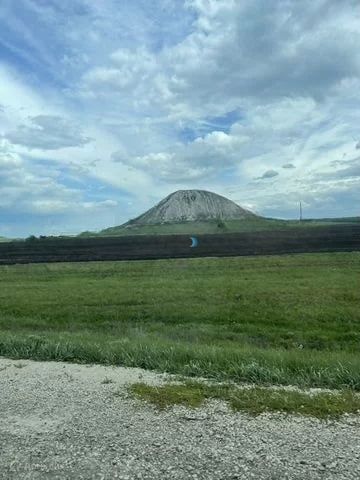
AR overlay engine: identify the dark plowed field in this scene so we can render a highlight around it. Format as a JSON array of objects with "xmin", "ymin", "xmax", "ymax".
[{"xmin": 1, "ymin": 225, "xmax": 360, "ymax": 265}]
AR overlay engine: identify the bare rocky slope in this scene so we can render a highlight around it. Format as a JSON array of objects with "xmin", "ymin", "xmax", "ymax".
[{"xmin": 126, "ymin": 190, "xmax": 257, "ymax": 226}]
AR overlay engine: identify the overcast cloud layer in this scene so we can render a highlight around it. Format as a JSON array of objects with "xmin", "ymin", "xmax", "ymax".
[{"xmin": 1, "ymin": 0, "xmax": 360, "ymax": 236}]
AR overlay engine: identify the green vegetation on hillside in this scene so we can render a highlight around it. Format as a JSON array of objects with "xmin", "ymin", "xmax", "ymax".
[
  {"xmin": 83, "ymin": 216, "xmax": 360, "ymax": 237},
  {"xmin": 100, "ymin": 217, "xmax": 286, "ymax": 236},
  {"xmin": 0, "ymin": 253, "xmax": 359, "ymax": 390}
]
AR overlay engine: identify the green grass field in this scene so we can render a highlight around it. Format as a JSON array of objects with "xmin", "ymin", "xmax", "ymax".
[{"xmin": 0, "ymin": 253, "xmax": 359, "ymax": 390}]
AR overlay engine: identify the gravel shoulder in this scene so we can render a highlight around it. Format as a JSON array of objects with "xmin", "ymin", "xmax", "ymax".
[{"xmin": 0, "ymin": 358, "xmax": 359, "ymax": 480}]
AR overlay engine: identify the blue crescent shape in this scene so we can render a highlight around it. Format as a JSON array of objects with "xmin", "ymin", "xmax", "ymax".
[{"xmin": 190, "ymin": 236, "xmax": 199, "ymax": 248}]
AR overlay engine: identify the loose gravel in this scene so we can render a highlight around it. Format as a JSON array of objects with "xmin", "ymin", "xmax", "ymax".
[{"xmin": 0, "ymin": 358, "xmax": 359, "ymax": 480}]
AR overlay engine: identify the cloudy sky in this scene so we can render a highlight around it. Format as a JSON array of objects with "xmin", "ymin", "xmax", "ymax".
[{"xmin": 1, "ymin": 0, "xmax": 360, "ymax": 237}]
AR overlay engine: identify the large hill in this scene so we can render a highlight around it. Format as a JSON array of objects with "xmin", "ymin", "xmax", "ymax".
[
  {"xmin": 96, "ymin": 189, "xmax": 272, "ymax": 236},
  {"xmin": 78, "ymin": 189, "xmax": 360, "ymax": 237},
  {"xmin": 126, "ymin": 190, "xmax": 257, "ymax": 225}
]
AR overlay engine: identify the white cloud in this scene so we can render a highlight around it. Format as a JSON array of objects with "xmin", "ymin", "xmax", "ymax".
[
  {"xmin": 112, "ymin": 129, "xmax": 251, "ymax": 182},
  {"xmin": 0, "ymin": 152, "xmax": 22, "ymax": 171},
  {"xmin": 84, "ymin": 47, "xmax": 158, "ymax": 92},
  {"xmin": 4, "ymin": 115, "xmax": 92, "ymax": 150},
  {"xmin": 0, "ymin": 65, "xmax": 48, "ymax": 123},
  {"xmin": 29, "ymin": 198, "xmax": 119, "ymax": 215},
  {"xmin": 80, "ymin": 0, "xmax": 360, "ymax": 121}
]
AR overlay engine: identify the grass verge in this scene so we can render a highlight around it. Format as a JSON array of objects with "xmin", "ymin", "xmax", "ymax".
[
  {"xmin": 129, "ymin": 381, "xmax": 360, "ymax": 418},
  {"xmin": 1, "ymin": 331, "xmax": 360, "ymax": 390}
]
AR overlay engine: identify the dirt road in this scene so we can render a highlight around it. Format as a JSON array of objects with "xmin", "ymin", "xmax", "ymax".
[{"xmin": 1, "ymin": 358, "xmax": 359, "ymax": 479}]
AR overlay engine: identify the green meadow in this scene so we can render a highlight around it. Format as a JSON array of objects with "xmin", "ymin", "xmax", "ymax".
[{"xmin": 0, "ymin": 252, "xmax": 359, "ymax": 390}]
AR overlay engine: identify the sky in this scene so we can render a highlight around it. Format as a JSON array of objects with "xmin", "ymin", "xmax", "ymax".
[{"xmin": 1, "ymin": 0, "xmax": 360, "ymax": 237}]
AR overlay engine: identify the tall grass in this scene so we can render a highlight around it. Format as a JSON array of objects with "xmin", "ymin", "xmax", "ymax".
[{"xmin": 1, "ymin": 331, "xmax": 360, "ymax": 390}]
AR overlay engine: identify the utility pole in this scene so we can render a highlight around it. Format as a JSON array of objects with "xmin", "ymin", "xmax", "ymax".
[{"xmin": 299, "ymin": 201, "xmax": 303, "ymax": 222}]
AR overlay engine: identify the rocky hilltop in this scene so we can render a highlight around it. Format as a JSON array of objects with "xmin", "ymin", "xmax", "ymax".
[{"xmin": 126, "ymin": 190, "xmax": 257, "ymax": 226}]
